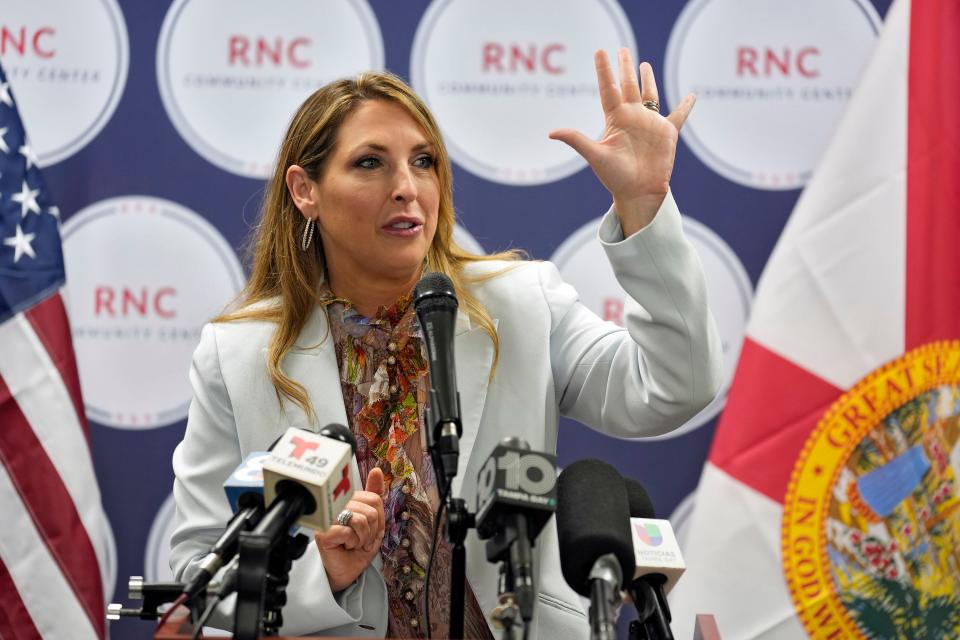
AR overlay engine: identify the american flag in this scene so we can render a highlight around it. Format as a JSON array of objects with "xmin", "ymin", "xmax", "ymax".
[{"xmin": 0, "ymin": 63, "xmax": 111, "ymax": 638}]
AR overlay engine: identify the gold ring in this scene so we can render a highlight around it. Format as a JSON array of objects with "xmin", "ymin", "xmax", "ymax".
[{"xmin": 642, "ymin": 99, "xmax": 660, "ymax": 113}]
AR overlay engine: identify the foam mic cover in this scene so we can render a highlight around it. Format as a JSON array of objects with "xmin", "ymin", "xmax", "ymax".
[
  {"xmin": 556, "ymin": 459, "xmax": 634, "ymax": 596},
  {"xmin": 624, "ymin": 477, "xmax": 656, "ymax": 518}
]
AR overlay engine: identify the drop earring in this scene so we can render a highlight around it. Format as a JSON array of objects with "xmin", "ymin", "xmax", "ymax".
[{"xmin": 300, "ymin": 218, "xmax": 315, "ymax": 251}]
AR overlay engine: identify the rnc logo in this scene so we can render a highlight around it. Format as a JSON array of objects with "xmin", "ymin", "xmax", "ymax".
[
  {"xmin": 481, "ymin": 43, "xmax": 566, "ymax": 75},
  {"xmin": 1, "ymin": 26, "xmax": 56, "ymax": 59},
  {"xmin": 157, "ymin": 0, "xmax": 383, "ymax": 178},
  {"xmin": 664, "ymin": 0, "xmax": 881, "ymax": 190},
  {"xmin": 411, "ymin": 0, "xmax": 635, "ymax": 185},
  {"xmin": 61, "ymin": 196, "xmax": 244, "ymax": 429},
  {"xmin": 227, "ymin": 35, "xmax": 312, "ymax": 68},
  {"xmin": 634, "ymin": 522, "xmax": 664, "ymax": 547},
  {"xmin": 94, "ymin": 286, "xmax": 177, "ymax": 319},
  {"xmin": 0, "ymin": 0, "xmax": 128, "ymax": 166}
]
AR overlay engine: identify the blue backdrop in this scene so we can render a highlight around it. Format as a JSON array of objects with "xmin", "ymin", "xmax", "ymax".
[{"xmin": 3, "ymin": 0, "xmax": 893, "ymax": 636}]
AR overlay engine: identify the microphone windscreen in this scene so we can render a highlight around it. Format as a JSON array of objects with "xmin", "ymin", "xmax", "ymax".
[
  {"xmin": 624, "ymin": 477, "xmax": 656, "ymax": 518},
  {"xmin": 556, "ymin": 459, "xmax": 634, "ymax": 596},
  {"xmin": 414, "ymin": 272, "xmax": 457, "ymax": 310},
  {"xmin": 319, "ymin": 422, "xmax": 358, "ymax": 453}
]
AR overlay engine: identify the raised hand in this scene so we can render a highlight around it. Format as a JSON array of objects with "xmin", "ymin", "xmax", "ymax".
[
  {"xmin": 314, "ymin": 467, "xmax": 386, "ymax": 593},
  {"xmin": 549, "ymin": 48, "xmax": 695, "ymax": 236}
]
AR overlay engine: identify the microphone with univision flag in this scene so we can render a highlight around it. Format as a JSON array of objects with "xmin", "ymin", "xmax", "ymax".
[{"xmin": 623, "ymin": 478, "xmax": 684, "ymax": 640}]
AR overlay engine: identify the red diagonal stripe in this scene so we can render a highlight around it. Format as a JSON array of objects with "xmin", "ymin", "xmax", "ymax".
[
  {"xmin": 23, "ymin": 293, "xmax": 91, "ymax": 447},
  {"xmin": 709, "ymin": 338, "xmax": 843, "ymax": 503},
  {"xmin": 0, "ymin": 377, "xmax": 104, "ymax": 638},
  {"xmin": 906, "ymin": 0, "xmax": 960, "ymax": 347},
  {"xmin": 0, "ymin": 557, "xmax": 41, "ymax": 639}
]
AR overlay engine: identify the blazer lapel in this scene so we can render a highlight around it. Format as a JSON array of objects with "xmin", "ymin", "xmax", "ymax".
[
  {"xmin": 280, "ymin": 305, "xmax": 349, "ymax": 434},
  {"xmin": 453, "ymin": 311, "xmax": 497, "ymax": 486}
]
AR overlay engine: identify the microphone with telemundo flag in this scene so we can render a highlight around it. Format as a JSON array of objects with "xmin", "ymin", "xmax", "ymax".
[
  {"xmin": 260, "ymin": 424, "xmax": 361, "ymax": 533},
  {"xmin": 623, "ymin": 478, "xmax": 684, "ymax": 640},
  {"xmin": 232, "ymin": 423, "xmax": 360, "ymax": 639}
]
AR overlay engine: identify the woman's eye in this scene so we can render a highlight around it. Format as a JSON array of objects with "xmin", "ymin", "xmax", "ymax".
[
  {"xmin": 356, "ymin": 156, "xmax": 381, "ymax": 169},
  {"xmin": 413, "ymin": 154, "xmax": 435, "ymax": 169}
]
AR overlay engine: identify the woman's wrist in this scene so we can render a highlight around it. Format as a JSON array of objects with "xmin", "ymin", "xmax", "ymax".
[
  {"xmin": 327, "ymin": 570, "xmax": 358, "ymax": 594},
  {"xmin": 612, "ymin": 191, "xmax": 667, "ymax": 237}
]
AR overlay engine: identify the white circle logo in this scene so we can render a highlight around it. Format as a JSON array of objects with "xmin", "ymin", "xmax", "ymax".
[
  {"xmin": 62, "ymin": 196, "xmax": 245, "ymax": 429},
  {"xmin": 665, "ymin": 0, "xmax": 880, "ymax": 190},
  {"xmin": 411, "ymin": 0, "xmax": 635, "ymax": 186},
  {"xmin": 157, "ymin": 0, "xmax": 384, "ymax": 178},
  {"xmin": 0, "ymin": 0, "xmax": 129, "ymax": 166},
  {"xmin": 551, "ymin": 213, "xmax": 752, "ymax": 438},
  {"xmin": 145, "ymin": 493, "xmax": 176, "ymax": 582}
]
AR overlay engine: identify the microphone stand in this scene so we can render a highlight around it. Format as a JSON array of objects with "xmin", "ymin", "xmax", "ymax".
[
  {"xmin": 490, "ymin": 562, "xmax": 521, "ymax": 640},
  {"xmin": 430, "ymin": 414, "xmax": 473, "ymax": 640},
  {"xmin": 627, "ymin": 575, "xmax": 674, "ymax": 640},
  {"xmin": 234, "ymin": 493, "xmax": 312, "ymax": 639},
  {"xmin": 485, "ymin": 526, "xmax": 530, "ymax": 640},
  {"xmin": 433, "ymin": 430, "xmax": 534, "ymax": 640},
  {"xmin": 587, "ymin": 553, "xmax": 623, "ymax": 640}
]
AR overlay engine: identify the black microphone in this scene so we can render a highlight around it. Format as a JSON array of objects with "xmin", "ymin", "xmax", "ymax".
[
  {"xmin": 475, "ymin": 437, "xmax": 558, "ymax": 623},
  {"xmin": 182, "ymin": 441, "xmax": 284, "ymax": 603},
  {"xmin": 183, "ymin": 493, "xmax": 264, "ymax": 601},
  {"xmin": 414, "ymin": 272, "xmax": 462, "ymax": 485},
  {"xmin": 624, "ymin": 477, "xmax": 655, "ymax": 519},
  {"xmin": 556, "ymin": 459, "xmax": 634, "ymax": 640},
  {"xmin": 623, "ymin": 478, "xmax": 678, "ymax": 640}
]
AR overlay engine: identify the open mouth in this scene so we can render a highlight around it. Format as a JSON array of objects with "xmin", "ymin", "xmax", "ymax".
[{"xmin": 383, "ymin": 220, "xmax": 424, "ymax": 236}]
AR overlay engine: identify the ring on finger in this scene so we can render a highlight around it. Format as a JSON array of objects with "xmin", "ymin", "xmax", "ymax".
[
  {"xmin": 642, "ymin": 99, "xmax": 660, "ymax": 113},
  {"xmin": 337, "ymin": 509, "xmax": 354, "ymax": 527}
]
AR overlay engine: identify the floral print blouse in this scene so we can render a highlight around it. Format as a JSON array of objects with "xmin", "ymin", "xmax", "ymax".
[{"xmin": 323, "ymin": 291, "xmax": 492, "ymax": 639}]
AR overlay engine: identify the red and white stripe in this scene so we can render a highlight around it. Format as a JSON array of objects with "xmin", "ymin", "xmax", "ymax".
[
  {"xmin": 670, "ymin": 0, "xmax": 960, "ymax": 636},
  {"xmin": 0, "ymin": 292, "xmax": 112, "ymax": 639}
]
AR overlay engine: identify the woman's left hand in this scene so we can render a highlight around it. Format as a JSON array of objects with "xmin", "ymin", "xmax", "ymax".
[{"xmin": 549, "ymin": 48, "xmax": 695, "ymax": 237}]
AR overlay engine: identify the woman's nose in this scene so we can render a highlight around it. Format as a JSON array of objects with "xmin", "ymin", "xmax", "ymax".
[{"xmin": 392, "ymin": 166, "xmax": 418, "ymax": 202}]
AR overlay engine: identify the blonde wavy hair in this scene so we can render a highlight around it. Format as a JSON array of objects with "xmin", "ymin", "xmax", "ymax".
[{"xmin": 216, "ymin": 70, "xmax": 521, "ymax": 421}]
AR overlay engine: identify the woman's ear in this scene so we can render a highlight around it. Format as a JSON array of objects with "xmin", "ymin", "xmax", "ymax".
[{"xmin": 285, "ymin": 165, "xmax": 319, "ymax": 219}]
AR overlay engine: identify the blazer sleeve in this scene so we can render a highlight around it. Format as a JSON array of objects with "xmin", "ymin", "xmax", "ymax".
[
  {"xmin": 169, "ymin": 323, "xmax": 386, "ymax": 636},
  {"xmin": 547, "ymin": 191, "xmax": 724, "ymax": 438}
]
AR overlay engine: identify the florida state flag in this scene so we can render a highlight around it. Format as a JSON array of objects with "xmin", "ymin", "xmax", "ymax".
[{"xmin": 670, "ymin": 0, "xmax": 960, "ymax": 637}]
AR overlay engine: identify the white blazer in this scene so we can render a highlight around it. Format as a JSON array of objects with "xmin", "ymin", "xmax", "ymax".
[{"xmin": 170, "ymin": 193, "xmax": 723, "ymax": 638}]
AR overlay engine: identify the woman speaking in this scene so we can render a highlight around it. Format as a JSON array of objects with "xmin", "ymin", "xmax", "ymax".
[{"xmin": 170, "ymin": 48, "xmax": 722, "ymax": 638}]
